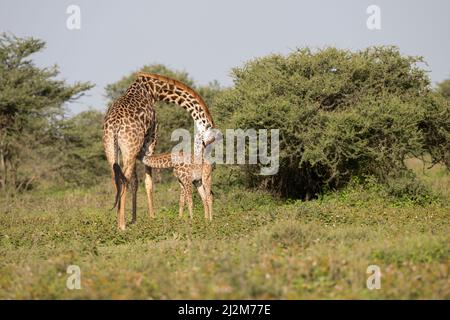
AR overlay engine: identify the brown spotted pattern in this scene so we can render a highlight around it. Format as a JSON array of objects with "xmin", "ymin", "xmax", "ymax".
[
  {"xmin": 103, "ymin": 73, "xmax": 215, "ymax": 231},
  {"xmin": 143, "ymin": 152, "xmax": 213, "ymax": 220}
]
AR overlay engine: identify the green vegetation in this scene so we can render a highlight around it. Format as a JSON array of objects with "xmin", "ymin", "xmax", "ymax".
[
  {"xmin": 0, "ymin": 34, "xmax": 93, "ymax": 192},
  {"xmin": 58, "ymin": 110, "xmax": 109, "ymax": 187},
  {"xmin": 437, "ymin": 77, "xmax": 450, "ymax": 100},
  {"xmin": 216, "ymin": 47, "xmax": 449, "ymax": 197},
  {"xmin": 0, "ymin": 34, "xmax": 449, "ymax": 299},
  {"xmin": 0, "ymin": 162, "xmax": 448, "ymax": 299}
]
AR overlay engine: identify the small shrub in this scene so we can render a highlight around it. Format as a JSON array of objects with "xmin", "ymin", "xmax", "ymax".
[{"xmin": 384, "ymin": 174, "xmax": 439, "ymax": 206}]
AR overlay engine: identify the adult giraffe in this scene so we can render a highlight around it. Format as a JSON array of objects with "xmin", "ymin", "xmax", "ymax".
[{"xmin": 103, "ymin": 73, "xmax": 216, "ymax": 231}]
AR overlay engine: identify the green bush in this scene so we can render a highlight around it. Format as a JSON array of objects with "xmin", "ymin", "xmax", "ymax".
[
  {"xmin": 215, "ymin": 47, "xmax": 450, "ymax": 198},
  {"xmin": 384, "ymin": 174, "xmax": 438, "ymax": 206},
  {"xmin": 57, "ymin": 110, "xmax": 109, "ymax": 187},
  {"xmin": 0, "ymin": 34, "xmax": 92, "ymax": 192}
]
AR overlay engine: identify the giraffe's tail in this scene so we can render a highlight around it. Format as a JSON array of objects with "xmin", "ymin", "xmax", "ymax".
[
  {"xmin": 111, "ymin": 133, "xmax": 127, "ymax": 210},
  {"xmin": 112, "ymin": 163, "xmax": 127, "ymax": 210}
]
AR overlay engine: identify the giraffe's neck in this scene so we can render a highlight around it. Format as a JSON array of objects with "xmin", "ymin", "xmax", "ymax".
[
  {"xmin": 135, "ymin": 73, "xmax": 215, "ymax": 136},
  {"xmin": 143, "ymin": 151, "xmax": 201, "ymax": 169},
  {"xmin": 144, "ymin": 153, "xmax": 174, "ymax": 169}
]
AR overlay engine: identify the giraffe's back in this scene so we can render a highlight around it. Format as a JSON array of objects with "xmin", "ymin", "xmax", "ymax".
[
  {"xmin": 103, "ymin": 86, "xmax": 157, "ymax": 162},
  {"xmin": 104, "ymin": 91, "xmax": 154, "ymax": 132}
]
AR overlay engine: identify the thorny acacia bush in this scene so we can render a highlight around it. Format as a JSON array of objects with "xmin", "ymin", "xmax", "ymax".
[{"xmin": 214, "ymin": 47, "xmax": 450, "ymax": 198}]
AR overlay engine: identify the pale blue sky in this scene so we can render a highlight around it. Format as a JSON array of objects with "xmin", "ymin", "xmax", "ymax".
[{"xmin": 1, "ymin": 0, "xmax": 449, "ymax": 114}]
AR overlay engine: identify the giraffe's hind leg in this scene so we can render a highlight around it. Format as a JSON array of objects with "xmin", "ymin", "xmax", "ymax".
[
  {"xmin": 140, "ymin": 117, "xmax": 157, "ymax": 220},
  {"xmin": 117, "ymin": 149, "xmax": 139, "ymax": 231},
  {"xmin": 130, "ymin": 167, "xmax": 138, "ymax": 224},
  {"xmin": 103, "ymin": 131, "xmax": 120, "ymax": 209}
]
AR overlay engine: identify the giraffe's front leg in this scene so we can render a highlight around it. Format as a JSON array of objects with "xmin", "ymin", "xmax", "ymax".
[
  {"xmin": 204, "ymin": 165, "xmax": 213, "ymax": 221},
  {"xmin": 195, "ymin": 182, "xmax": 209, "ymax": 220},
  {"xmin": 186, "ymin": 184, "xmax": 193, "ymax": 219},
  {"xmin": 179, "ymin": 186, "xmax": 186, "ymax": 218},
  {"xmin": 144, "ymin": 166, "xmax": 155, "ymax": 218}
]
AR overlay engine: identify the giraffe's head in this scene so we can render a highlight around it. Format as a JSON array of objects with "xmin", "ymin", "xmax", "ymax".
[
  {"xmin": 197, "ymin": 122, "xmax": 224, "ymax": 149},
  {"xmin": 193, "ymin": 107, "xmax": 218, "ymax": 147},
  {"xmin": 202, "ymin": 125, "xmax": 217, "ymax": 147}
]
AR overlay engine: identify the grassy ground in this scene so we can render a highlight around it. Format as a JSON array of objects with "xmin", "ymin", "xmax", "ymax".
[{"xmin": 0, "ymin": 162, "xmax": 448, "ymax": 299}]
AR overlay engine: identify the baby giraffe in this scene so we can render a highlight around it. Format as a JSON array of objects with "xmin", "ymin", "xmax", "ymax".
[
  {"xmin": 143, "ymin": 152, "xmax": 213, "ymax": 220},
  {"xmin": 141, "ymin": 126, "xmax": 213, "ymax": 220}
]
